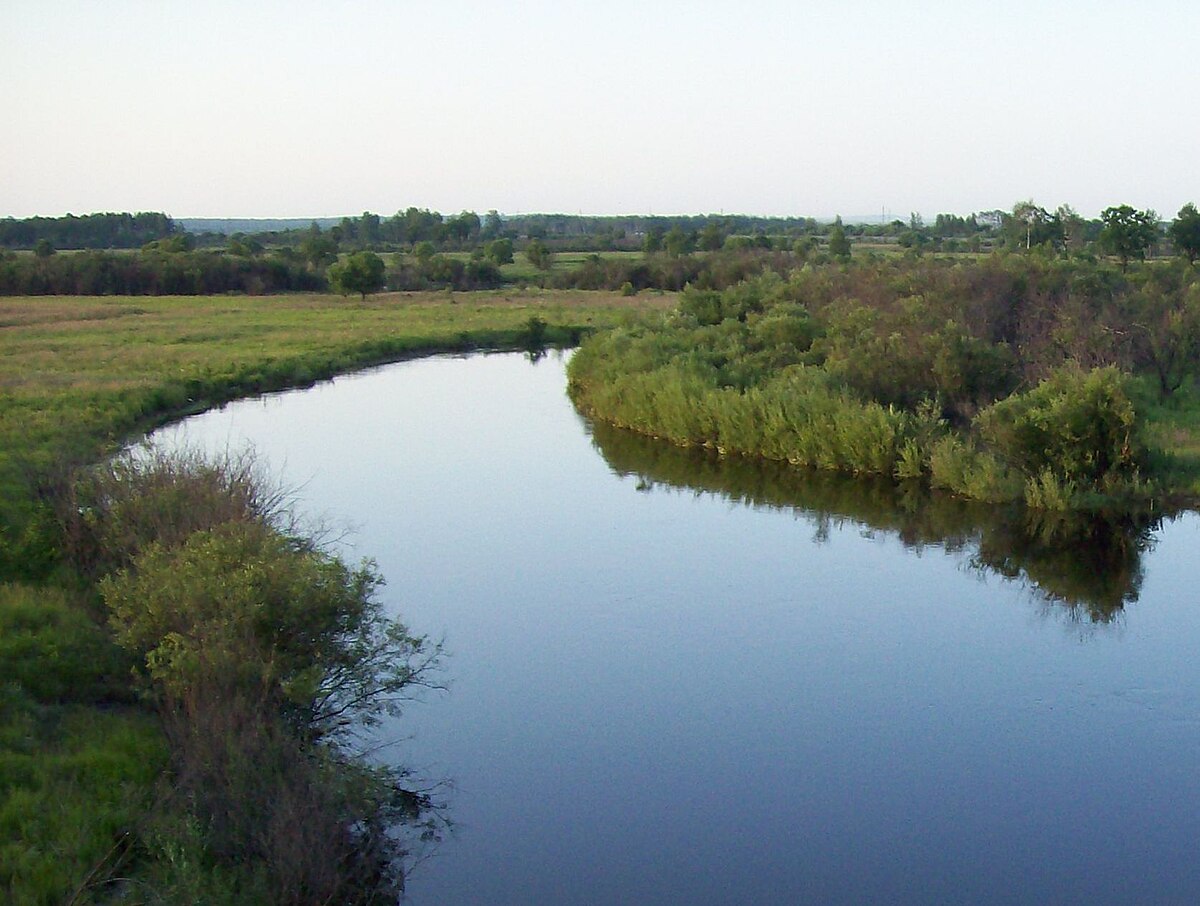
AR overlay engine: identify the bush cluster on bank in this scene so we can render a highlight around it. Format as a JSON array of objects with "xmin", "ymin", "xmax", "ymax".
[
  {"xmin": 567, "ymin": 256, "xmax": 1190, "ymax": 509},
  {"xmin": 33, "ymin": 449, "xmax": 443, "ymax": 902}
]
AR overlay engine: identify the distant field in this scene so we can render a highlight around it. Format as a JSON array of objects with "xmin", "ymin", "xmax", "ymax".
[{"xmin": 0, "ymin": 288, "xmax": 673, "ymax": 493}]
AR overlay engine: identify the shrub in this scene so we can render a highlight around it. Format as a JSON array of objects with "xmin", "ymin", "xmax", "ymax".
[
  {"xmin": 55, "ymin": 446, "xmax": 288, "ymax": 579},
  {"xmin": 975, "ymin": 365, "xmax": 1147, "ymax": 494},
  {"xmin": 99, "ymin": 515, "xmax": 441, "ymax": 901},
  {"xmin": 101, "ymin": 519, "xmax": 437, "ymax": 746}
]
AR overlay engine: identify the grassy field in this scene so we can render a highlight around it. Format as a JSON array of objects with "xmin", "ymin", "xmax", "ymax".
[
  {"xmin": 398, "ymin": 248, "xmax": 643, "ymax": 282},
  {"xmin": 0, "ymin": 288, "xmax": 672, "ymax": 903},
  {"xmin": 0, "ymin": 289, "xmax": 667, "ymax": 475}
]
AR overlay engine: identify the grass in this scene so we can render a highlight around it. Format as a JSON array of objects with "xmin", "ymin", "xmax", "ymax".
[
  {"xmin": 1139, "ymin": 379, "xmax": 1200, "ymax": 498},
  {"xmin": 0, "ymin": 289, "xmax": 669, "ymax": 501},
  {"xmin": 403, "ymin": 249, "xmax": 644, "ymax": 283},
  {"xmin": 0, "ymin": 287, "xmax": 671, "ymax": 902}
]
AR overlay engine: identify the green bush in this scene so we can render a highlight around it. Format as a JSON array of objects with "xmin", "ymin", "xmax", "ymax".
[
  {"xmin": 57, "ymin": 446, "xmax": 287, "ymax": 579},
  {"xmin": 101, "ymin": 520, "xmax": 436, "ymax": 742},
  {"xmin": 99, "ymin": 517, "xmax": 441, "ymax": 902},
  {"xmin": 976, "ymin": 365, "xmax": 1147, "ymax": 494}
]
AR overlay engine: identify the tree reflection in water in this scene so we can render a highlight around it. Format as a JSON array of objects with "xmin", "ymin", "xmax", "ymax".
[{"xmin": 587, "ymin": 419, "xmax": 1162, "ymax": 623}]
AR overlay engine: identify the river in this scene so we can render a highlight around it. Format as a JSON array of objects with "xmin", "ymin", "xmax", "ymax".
[{"xmin": 152, "ymin": 351, "xmax": 1200, "ymax": 904}]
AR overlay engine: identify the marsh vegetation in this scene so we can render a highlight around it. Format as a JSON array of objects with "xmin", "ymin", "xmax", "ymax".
[{"xmin": 569, "ymin": 255, "xmax": 1200, "ymax": 510}]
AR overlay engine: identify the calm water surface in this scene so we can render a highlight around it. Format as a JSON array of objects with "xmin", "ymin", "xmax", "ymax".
[{"xmin": 154, "ymin": 352, "xmax": 1200, "ymax": 905}]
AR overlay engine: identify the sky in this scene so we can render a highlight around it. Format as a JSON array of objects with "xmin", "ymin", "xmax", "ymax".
[{"xmin": 2, "ymin": 0, "xmax": 1197, "ymax": 221}]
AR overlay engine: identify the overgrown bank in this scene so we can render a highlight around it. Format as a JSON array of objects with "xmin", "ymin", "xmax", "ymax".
[
  {"xmin": 1, "ymin": 290, "xmax": 667, "ymax": 903},
  {"xmin": 568, "ymin": 256, "xmax": 1200, "ymax": 510}
]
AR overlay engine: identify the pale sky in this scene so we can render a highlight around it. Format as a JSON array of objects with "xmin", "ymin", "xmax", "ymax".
[{"xmin": 2, "ymin": 1, "xmax": 1196, "ymax": 220}]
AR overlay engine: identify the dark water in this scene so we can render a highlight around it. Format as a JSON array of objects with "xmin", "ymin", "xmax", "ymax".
[{"xmin": 154, "ymin": 352, "xmax": 1200, "ymax": 905}]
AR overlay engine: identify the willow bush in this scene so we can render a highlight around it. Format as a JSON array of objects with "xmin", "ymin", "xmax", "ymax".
[{"xmin": 45, "ymin": 449, "xmax": 443, "ymax": 903}]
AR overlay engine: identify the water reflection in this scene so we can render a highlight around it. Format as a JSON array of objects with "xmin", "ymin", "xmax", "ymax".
[{"xmin": 587, "ymin": 419, "xmax": 1160, "ymax": 621}]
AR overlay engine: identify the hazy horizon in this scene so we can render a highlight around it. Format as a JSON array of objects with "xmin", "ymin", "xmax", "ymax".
[{"xmin": 4, "ymin": 1, "xmax": 1197, "ymax": 222}]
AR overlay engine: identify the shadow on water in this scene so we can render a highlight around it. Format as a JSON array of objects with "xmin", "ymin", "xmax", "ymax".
[{"xmin": 587, "ymin": 419, "xmax": 1161, "ymax": 623}]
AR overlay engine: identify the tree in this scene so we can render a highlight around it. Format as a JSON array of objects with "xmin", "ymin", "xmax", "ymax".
[
  {"xmin": 1100, "ymin": 205, "xmax": 1159, "ymax": 270},
  {"xmin": 33, "ymin": 239, "xmax": 55, "ymax": 258},
  {"xmin": 228, "ymin": 233, "xmax": 263, "ymax": 257},
  {"xmin": 698, "ymin": 221, "xmax": 725, "ymax": 252},
  {"xmin": 486, "ymin": 238, "xmax": 514, "ymax": 265},
  {"xmin": 358, "ymin": 211, "xmax": 382, "ymax": 248},
  {"xmin": 827, "ymin": 221, "xmax": 851, "ymax": 260},
  {"xmin": 300, "ymin": 225, "xmax": 338, "ymax": 270},
  {"xmin": 525, "ymin": 239, "xmax": 553, "ymax": 270},
  {"xmin": 1130, "ymin": 283, "xmax": 1200, "ymax": 397},
  {"xmin": 663, "ymin": 226, "xmax": 694, "ymax": 257},
  {"xmin": 328, "ymin": 251, "xmax": 386, "ymax": 299},
  {"xmin": 445, "ymin": 211, "xmax": 481, "ymax": 244},
  {"xmin": 1007, "ymin": 200, "xmax": 1063, "ymax": 251},
  {"xmin": 481, "ymin": 209, "xmax": 503, "ymax": 240},
  {"xmin": 1169, "ymin": 203, "xmax": 1200, "ymax": 265},
  {"xmin": 642, "ymin": 227, "xmax": 663, "ymax": 254},
  {"xmin": 1056, "ymin": 204, "xmax": 1087, "ymax": 252}
]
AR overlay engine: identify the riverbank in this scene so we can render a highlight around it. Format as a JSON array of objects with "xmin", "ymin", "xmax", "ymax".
[
  {"xmin": 567, "ymin": 260, "xmax": 1200, "ymax": 512},
  {"xmin": 0, "ymin": 289, "xmax": 669, "ymax": 902}
]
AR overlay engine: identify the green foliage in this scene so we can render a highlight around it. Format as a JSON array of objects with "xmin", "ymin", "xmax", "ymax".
[
  {"xmin": 0, "ymin": 703, "xmax": 166, "ymax": 904},
  {"xmin": 486, "ymin": 237, "xmax": 514, "ymax": 265},
  {"xmin": 85, "ymin": 454, "xmax": 442, "ymax": 901},
  {"xmin": 328, "ymin": 251, "xmax": 386, "ymax": 299},
  {"xmin": 663, "ymin": 226, "xmax": 695, "ymax": 257},
  {"xmin": 0, "ymin": 247, "xmax": 323, "ymax": 295},
  {"xmin": 818, "ymin": 295, "xmax": 1016, "ymax": 418},
  {"xmin": 102, "ymin": 520, "xmax": 436, "ymax": 742},
  {"xmin": 525, "ymin": 239, "xmax": 553, "ymax": 271},
  {"xmin": 1100, "ymin": 205, "xmax": 1159, "ymax": 269},
  {"xmin": 976, "ymin": 365, "xmax": 1147, "ymax": 496},
  {"xmin": 927, "ymin": 434, "xmax": 1020, "ymax": 501},
  {"xmin": 1005, "ymin": 201, "xmax": 1064, "ymax": 251},
  {"xmin": 56, "ymin": 446, "xmax": 286, "ymax": 580},
  {"xmin": 1170, "ymin": 202, "xmax": 1200, "ymax": 264},
  {"xmin": 0, "ymin": 211, "xmax": 176, "ymax": 250},
  {"xmin": 568, "ymin": 314, "xmax": 944, "ymax": 481},
  {"xmin": 299, "ymin": 226, "xmax": 338, "ymax": 269},
  {"xmin": 571, "ymin": 260, "xmax": 1180, "ymax": 508},
  {"xmin": 1128, "ymin": 277, "xmax": 1200, "ymax": 397},
  {"xmin": 0, "ymin": 583, "xmax": 132, "ymax": 704},
  {"xmin": 143, "ymin": 234, "xmax": 196, "ymax": 253},
  {"xmin": 827, "ymin": 222, "xmax": 851, "ymax": 260}
]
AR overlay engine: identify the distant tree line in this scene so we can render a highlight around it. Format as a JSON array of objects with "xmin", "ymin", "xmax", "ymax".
[
  {"xmin": 3, "ymin": 201, "xmax": 1199, "ymax": 298},
  {"xmin": 6, "ymin": 205, "xmax": 1199, "ymax": 264},
  {"xmin": 0, "ymin": 248, "xmax": 322, "ymax": 295},
  {"xmin": 0, "ymin": 212, "xmax": 175, "ymax": 249}
]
